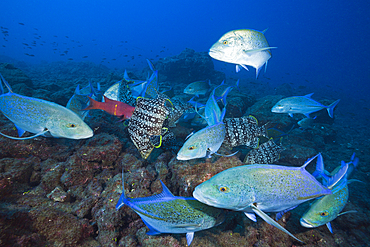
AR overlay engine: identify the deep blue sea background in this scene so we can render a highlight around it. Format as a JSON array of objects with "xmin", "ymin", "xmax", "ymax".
[
  {"xmin": 1, "ymin": 1, "xmax": 369, "ymax": 107},
  {"xmin": 1, "ymin": 1, "xmax": 370, "ymax": 246}
]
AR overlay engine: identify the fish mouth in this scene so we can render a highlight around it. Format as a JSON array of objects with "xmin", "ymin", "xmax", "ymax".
[
  {"xmin": 300, "ymin": 218, "xmax": 314, "ymax": 228},
  {"xmin": 193, "ymin": 189, "xmax": 220, "ymax": 207},
  {"xmin": 209, "ymin": 49, "xmax": 223, "ymax": 59},
  {"xmin": 176, "ymin": 154, "xmax": 188, "ymax": 161}
]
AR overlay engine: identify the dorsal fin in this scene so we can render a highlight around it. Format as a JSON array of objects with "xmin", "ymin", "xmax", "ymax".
[
  {"xmin": 304, "ymin": 93, "xmax": 314, "ymax": 98},
  {"xmin": 261, "ymin": 28, "xmax": 268, "ymax": 34},
  {"xmin": 124, "ymin": 70, "xmax": 131, "ymax": 81},
  {"xmin": 159, "ymin": 180, "xmax": 175, "ymax": 197},
  {"xmin": 301, "ymin": 153, "xmax": 320, "ymax": 169}
]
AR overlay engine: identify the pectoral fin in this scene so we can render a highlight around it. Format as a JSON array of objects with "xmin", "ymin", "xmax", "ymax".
[
  {"xmin": 14, "ymin": 124, "xmax": 26, "ymax": 137},
  {"xmin": 250, "ymin": 204, "xmax": 303, "ymax": 243},
  {"xmin": 244, "ymin": 212, "xmax": 257, "ymax": 222},
  {"xmin": 186, "ymin": 232, "xmax": 194, "ymax": 246},
  {"xmin": 326, "ymin": 222, "xmax": 333, "ymax": 233},
  {"xmin": 0, "ymin": 130, "xmax": 48, "ymax": 140}
]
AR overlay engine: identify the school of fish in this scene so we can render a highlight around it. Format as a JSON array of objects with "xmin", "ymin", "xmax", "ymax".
[{"xmin": 0, "ymin": 28, "xmax": 349, "ymax": 246}]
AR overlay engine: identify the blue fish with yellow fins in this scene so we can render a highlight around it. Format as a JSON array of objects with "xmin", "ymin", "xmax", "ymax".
[
  {"xmin": 300, "ymin": 153, "xmax": 359, "ymax": 233},
  {"xmin": 0, "ymin": 74, "xmax": 93, "ymax": 140},
  {"xmin": 116, "ymin": 172, "xmax": 226, "ymax": 246},
  {"xmin": 193, "ymin": 154, "xmax": 348, "ymax": 242}
]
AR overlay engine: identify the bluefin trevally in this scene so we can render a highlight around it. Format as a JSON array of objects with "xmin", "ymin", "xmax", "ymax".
[
  {"xmin": 177, "ymin": 121, "xmax": 226, "ymax": 160},
  {"xmin": 116, "ymin": 172, "xmax": 226, "ymax": 246},
  {"xmin": 0, "ymin": 74, "xmax": 93, "ymax": 140},
  {"xmin": 184, "ymin": 80, "xmax": 211, "ymax": 97},
  {"xmin": 177, "ymin": 88, "xmax": 231, "ymax": 160},
  {"xmin": 300, "ymin": 154, "xmax": 359, "ymax": 233},
  {"xmin": 193, "ymin": 154, "xmax": 347, "ymax": 242},
  {"xmin": 104, "ymin": 59, "xmax": 157, "ymax": 101},
  {"xmin": 66, "ymin": 81, "xmax": 101, "ymax": 120},
  {"xmin": 209, "ymin": 29, "xmax": 276, "ymax": 78},
  {"xmin": 213, "ymin": 80, "xmax": 239, "ymax": 105},
  {"xmin": 271, "ymin": 93, "xmax": 340, "ymax": 118}
]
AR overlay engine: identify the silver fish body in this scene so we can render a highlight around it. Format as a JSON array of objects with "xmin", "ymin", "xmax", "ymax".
[
  {"xmin": 209, "ymin": 29, "xmax": 276, "ymax": 78},
  {"xmin": 184, "ymin": 80, "xmax": 211, "ymax": 96},
  {"xmin": 271, "ymin": 93, "xmax": 340, "ymax": 118},
  {"xmin": 177, "ymin": 122, "xmax": 226, "ymax": 160},
  {"xmin": 0, "ymin": 93, "xmax": 93, "ymax": 139}
]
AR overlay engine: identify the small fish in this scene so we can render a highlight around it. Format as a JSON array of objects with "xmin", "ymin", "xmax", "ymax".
[
  {"xmin": 271, "ymin": 93, "xmax": 340, "ymax": 118},
  {"xmin": 193, "ymin": 154, "xmax": 345, "ymax": 242},
  {"xmin": 184, "ymin": 80, "xmax": 211, "ymax": 96},
  {"xmin": 244, "ymin": 139, "xmax": 284, "ymax": 164},
  {"xmin": 177, "ymin": 91, "xmax": 230, "ymax": 160},
  {"xmin": 213, "ymin": 80, "xmax": 239, "ymax": 105},
  {"xmin": 66, "ymin": 81, "xmax": 101, "ymax": 120},
  {"xmin": 116, "ymin": 173, "xmax": 226, "ymax": 246},
  {"xmin": 177, "ymin": 122, "xmax": 226, "ymax": 160},
  {"xmin": 297, "ymin": 117, "xmax": 315, "ymax": 129},
  {"xmin": 300, "ymin": 154, "xmax": 359, "ymax": 233},
  {"xmin": 83, "ymin": 96, "xmax": 135, "ymax": 120},
  {"xmin": 223, "ymin": 115, "xmax": 268, "ymax": 148},
  {"xmin": 209, "ymin": 29, "xmax": 277, "ymax": 78},
  {"xmin": 0, "ymin": 74, "xmax": 93, "ymax": 140},
  {"xmin": 203, "ymin": 88, "xmax": 226, "ymax": 126},
  {"xmin": 128, "ymin": 95, "xmax": 171, "ymax": 159}
]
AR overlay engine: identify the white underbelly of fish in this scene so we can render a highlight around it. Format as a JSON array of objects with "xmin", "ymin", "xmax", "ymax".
[{"xmin": 238, "ymin": 51, "xmax": 271, "ymax": 69}]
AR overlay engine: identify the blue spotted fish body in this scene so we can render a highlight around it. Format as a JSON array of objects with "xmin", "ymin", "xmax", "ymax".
[
  {"xmin": 116, "ymin": 178, "xmax": 226, "ymax": 246},
  {"xmin": 300, "ymin": 154, "xmax": 359, "ymax": 232},
  {"xmin": 0, "ymin": 74, "xmax": 93, "ymax": 140},
  {"xmin": 193, "ymin": 154, "xmax": 346, "ymax": 242}
]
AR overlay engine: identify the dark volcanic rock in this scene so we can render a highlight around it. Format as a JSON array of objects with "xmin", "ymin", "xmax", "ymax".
[
  {"xmin": 0, "ymin": 63, "xmax": 33, "ymax": 87},
  {"xmin": 149, "ymin": 48, "xmax": 225, "ymax": 84}
]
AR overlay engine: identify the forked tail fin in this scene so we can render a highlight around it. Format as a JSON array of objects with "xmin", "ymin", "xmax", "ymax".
[{"xmin": 327, "ymin": 99, "xmax": 340, "ymax": 118}]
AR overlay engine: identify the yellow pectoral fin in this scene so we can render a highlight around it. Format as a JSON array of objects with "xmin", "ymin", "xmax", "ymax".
[{"xmin": 153, "ymin": 135, "xmax": 162, "ymax": 148}]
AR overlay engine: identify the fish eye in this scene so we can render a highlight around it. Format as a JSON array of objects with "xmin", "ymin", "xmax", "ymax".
[
  {"xmin": 188, "ymin": 146, "xmax": 196, "ymax": 150},
  {"xmin": 223, "ymin": 40, "xmax": 228, "ymax": 45},
  {"xmin": 67, "ymin": 123, "xmax": 77, "ymax": 128},
  {"xmin": 219, "ymin": 186, "xmax": 229, "ymax": 193},
  {"xmin": 319, "ymin": 211, "xmax": 329, "ymax": 216}
]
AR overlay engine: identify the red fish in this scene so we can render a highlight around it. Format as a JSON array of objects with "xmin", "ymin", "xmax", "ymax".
[{"xmin": 83, "ymin": 96, "xmax": 135, "ymax": 120}]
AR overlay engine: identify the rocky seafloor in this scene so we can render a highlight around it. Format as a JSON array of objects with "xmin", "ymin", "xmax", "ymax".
[{"xmin": 0, "ymin": 49, "xmax": 369, "ymax": 247}]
